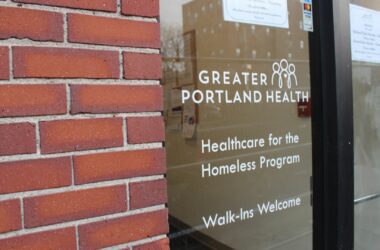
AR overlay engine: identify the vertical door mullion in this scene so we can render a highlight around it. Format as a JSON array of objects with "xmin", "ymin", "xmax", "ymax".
[{"xmin": 311, "ymin": 0, "xmax": 354, "ymax": 249}]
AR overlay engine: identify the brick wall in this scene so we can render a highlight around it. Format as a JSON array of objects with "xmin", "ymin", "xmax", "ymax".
[{"xmin": 0, "ymin": 0, "xmax": 169, "ymax": 249}]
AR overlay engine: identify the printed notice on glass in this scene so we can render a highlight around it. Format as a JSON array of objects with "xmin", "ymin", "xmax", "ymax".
[
  {"xmin": 350, "ymin": 4, "xmax": 380, "ymax": 64},
  {"xmin": 223, "ymin": 0, "xmax": 289, "ymax": 29},
  {"xmin": 302, "ymin": 0, "xmax": 313, "ymax": 32}
]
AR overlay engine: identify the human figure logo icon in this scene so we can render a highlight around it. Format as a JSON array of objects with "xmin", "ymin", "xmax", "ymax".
[
  {"xmin": 287, "ymin": 63, "xmax": 298, "ymax": 88},
  {"xmin": 272, "ymin": 61, "xmax": 282, "ymax": 88},
  {"xmin": 271, "ymin": 59, "xmax": 298, "ymax": 89}
]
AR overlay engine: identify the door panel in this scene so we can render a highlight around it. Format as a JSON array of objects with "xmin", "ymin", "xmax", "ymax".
[
  {"xmin": 161, "ymin": 1, "xmax": 314, "ymax": 249},
  {"xmin": 350, "ymin": 1, "xmax": 380, "ymax": 249}
]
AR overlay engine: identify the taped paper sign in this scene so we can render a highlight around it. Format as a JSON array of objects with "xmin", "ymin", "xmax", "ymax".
[
  {"xmin": 350, "ymin": 4, "xmax": 380, "ymax": 64},
  {"xmin": 223, "ymin": 0, "xmax": 289, "ymax": 29}
]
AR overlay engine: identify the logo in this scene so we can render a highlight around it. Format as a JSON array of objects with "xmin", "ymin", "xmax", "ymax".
[
  {"xmin": 304, "ymin": 3, "xmax": 312, "ymax": 12},
  {"xmin": 181, "ymin": 59, "xmax": 309, "ymax": 105},
  {"xmin": 271, "ymin": 59, "xmax": 298, "ymax": 89}
]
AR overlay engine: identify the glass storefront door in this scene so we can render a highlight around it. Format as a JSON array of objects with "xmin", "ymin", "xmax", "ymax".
[
  {"xmin": 350, "ymin": 1, "xmax": 380, "ymax": 249},
  {"xmin": 161, "ymin": 1, "xmax": 314, "ymax": 249}
]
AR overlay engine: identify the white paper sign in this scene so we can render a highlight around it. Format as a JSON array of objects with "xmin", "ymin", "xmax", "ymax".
[
  {"xmin": 223, "ymin": 0, "xmax": 289, "ymax": 29},
  {"xmin": 350, "ymin": 4, "xmax": 380, "ymax": 64}
]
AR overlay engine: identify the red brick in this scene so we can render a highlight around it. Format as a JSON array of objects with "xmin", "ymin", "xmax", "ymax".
[
  {"xmin": 0, "ymin": 84, "xmax": 66, "ymax": 117},
  {"xmin": 68, "ymin": 14, "xmax": 160, "ymax": 48},
  {"xmin": 0, "ymin": 200, "xmax": 21, "ymax": 234},
  {"xmin": 134, "ymin": 238, "xmax": 170, "ymax": 250},
  {"xmin": 130, "ymin": 179, "xmax": 167, "ymax": 209},
  {"xmin": 24, "ymin": 185, "xmax": 127, "ymax": 228},
  {"xmin": 40, "ymin": 118, "xmax": 123, "ymax": 154},
  {"xmin": 0, "ymin": 157, "xmax": 71, "ymax": 194},
  {"xmin": 121, "ymin": 0, "xmax": 159, "ymax": 17},
  {"xmin": 79, "ymin": 209, "xmax": 168, "ymax": 249},
  {"xmin": 74, "ymin": 148, "xmax": 166, "ymax": 184},
  {"xmin": 0, "ymin": 228, "xmax": 76, "ymax": 249},
  {"xmin": 0, "ymin": 123, "xmax": 36, "ymax": 156},
  {"xmin": 71, "ymin": 85, "xmax": 163, "ymax": 114},
  {"xmin": 13, "ymin": 47, "xmax": 119, "ymax": 79},
  {"xmin": 127, "ymin": 116, "xmax": 165, "ymax": 144},
  {"xmin": 13, "ymin": 0, "xmax": 117, "ymax": 12},
  {"xmin": 0, "ymin": 6, "xmax": 63, "ymax": 42},
  {"xmin": 0, "ymin": 47, "xmax": 9, "ymax": 80},
  {"xmin": 123, "ymin": 53, "xmax": 162, "ymax": 80}
]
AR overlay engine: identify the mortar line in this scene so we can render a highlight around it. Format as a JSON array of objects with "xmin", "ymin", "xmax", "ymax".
[
  {"xmin": 129, "ymin": 175, "xmax": 165, "ymax": 184},
  {"xmin": 126, "ymin": 180, "xmax": 130, "ymax": 211},
  {"xmin": 103, "ymin": 234, "xmax": 167, "ymax": 250},
  {"xmin": 0, "ymin": 175, "xmax": 165, "ymax": 201},
  {"xmin": 66, "ymin": 83, "xmax": 71, "ymax": 115},
  {"xmin": 75, "ymin": 226, "xmax": 80, "ymax": 250},
  {"xmin": 0, "ymin": 112, "xmax": 162, "ymax": 124},
  {"xmin": 20, "ymin": 198, "xmax": 24, "ymax": 229},
  {"xmin": 119, "ymin": 50, "xmax": 124, "ymax": 80},
  {"xmin": 0, "ymin": 205, "xmax": 166, "ymax": 240},
  {"xmin": 8, "ymin": 46, "xmax": 13, "ymax": 80},
  {"xmin": 0, "ymin": 79, "xmax": 160, "ymax": 85},
  {"xmin": 117, "ymin": 0, "xmax": 121, "ymax": 14},
  {"xmin": 63, "ymin": 12, "xmax": 68, "ymax": 42},
  {"xmin": 0, "ymin": 142, "xmax": 163, "ymax": 163},
  {"xmin": 122, "ymin": 117, "xmax": 127, "ymax": 147},
  {"xmin": 0, "ymin": 39, "xmax": 160, "ymax": 53},
  {"xmin": 35, "ymin": 122, "xmax": 41, "ymax": 155},
  {"xmin": 70, "ymin": 156, "xmax": 75, "ymax": 186},
  {"xmin": 0, "ymin": 1, "xmax": 158, "ymax": 23}
]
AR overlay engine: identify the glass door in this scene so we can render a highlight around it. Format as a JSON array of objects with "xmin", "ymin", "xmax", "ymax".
[
  {"xmin": 349, "ymin": 1, "xmax": 380, "ymax": 249},
  {"xmin": 161, "ymin": 0, "xmax": 314, "ymax": 249}
]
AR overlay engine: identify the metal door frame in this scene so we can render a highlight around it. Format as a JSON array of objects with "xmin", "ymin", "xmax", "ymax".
[{"xmin": 310, "ymin": 0, "xmax": 354, "ymax": 249}]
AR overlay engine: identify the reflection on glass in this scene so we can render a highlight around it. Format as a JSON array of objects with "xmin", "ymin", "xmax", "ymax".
[
  {"xmin": 161, "ymin": 0, "xmax": 313, "ymax": 249},
  {"xmin": 351, "ymin": 1, "xmax": 380, "ymax": 249}
]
